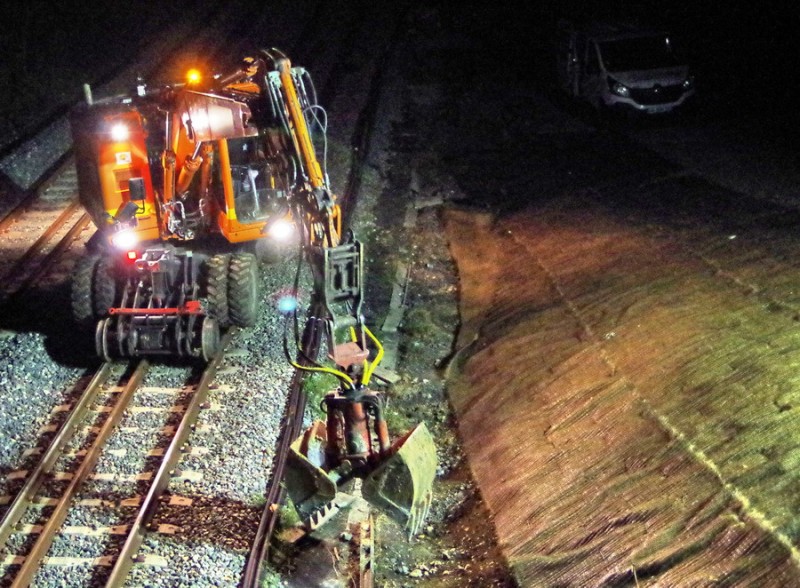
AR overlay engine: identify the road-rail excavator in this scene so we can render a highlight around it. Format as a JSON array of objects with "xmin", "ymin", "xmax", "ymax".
[{"xmin": 69, "ymin": 50, "xmax": 435, "ymax": 535}]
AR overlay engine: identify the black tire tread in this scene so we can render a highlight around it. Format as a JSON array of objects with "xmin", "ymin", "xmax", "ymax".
[
  {"xmin": 92, "ymin": 257, "xmax": 117, "ymax": 317},
  {"xmin": 206, "ymin": 254, "xmax": 231, "ymax": 328},
  {"xmin": 228, "ymin": 252, "xmax": 259, "ymax": 328},
  {"xmin": 71, "ymin": 255, "xmax": 97, "ymax": 324}
]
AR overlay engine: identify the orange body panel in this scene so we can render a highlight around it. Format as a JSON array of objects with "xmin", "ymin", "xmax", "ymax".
[{"xmin": 92, "ymin": 110, "xmax": 159, "ymax": 239}]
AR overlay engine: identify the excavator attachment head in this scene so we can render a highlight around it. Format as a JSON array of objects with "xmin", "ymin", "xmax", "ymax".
[
  {"xmin": 284, "ymin": 420, "xmax": 437, "ymax": 536},
  {"xmin": 362, "ymin": 423, "xmax": 437, "ymax": 537}
]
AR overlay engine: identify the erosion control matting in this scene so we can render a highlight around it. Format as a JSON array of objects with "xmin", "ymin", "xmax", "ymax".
[{"xmin": 443, "ymin": 197, "xmax": 800, "ymax": 586}]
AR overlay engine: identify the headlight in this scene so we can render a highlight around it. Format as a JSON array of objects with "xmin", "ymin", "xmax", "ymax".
[
  {"xmin": 682, "ymin": 75, "xmax": 695, "ymax": 90},
  {"xmin": 268, "ymin": 218, "xmax": 295, "ymax": 242},
  {"xmin": 608, "ymin": 78, "xmax": 630, "ymax": 98},
  {"xmin": 110, "ymin": 123, "xmax": 129, "ymax": 142},
  {"xmin": 111, "ymin": 229, "xmax": 138, "ymax": 250}
]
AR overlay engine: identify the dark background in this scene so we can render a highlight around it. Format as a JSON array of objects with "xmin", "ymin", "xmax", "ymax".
[
  {"xmin": 2, "ymin": 2, "xmax": 800, "ymax": 144},
  {"xmin": 458, "ymin": 2, "xmax": 800, "ymax": 123}
]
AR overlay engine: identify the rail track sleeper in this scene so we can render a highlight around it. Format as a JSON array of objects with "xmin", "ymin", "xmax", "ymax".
[
  {"xmin": 104, "ymin": 329, "xmax": 234, "ymax": 588},
  {"xmin": 10, "ymin": 360, "xmax": 148, "ymax": 588},
  {"xmin": 0, "ymin": 363, "xmax": 111, "ymax": 551}
]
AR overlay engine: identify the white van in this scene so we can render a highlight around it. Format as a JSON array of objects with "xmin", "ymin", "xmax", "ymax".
[{"xmin": 556, "ymin": 20, "xmax": 695, "ymax": 115}]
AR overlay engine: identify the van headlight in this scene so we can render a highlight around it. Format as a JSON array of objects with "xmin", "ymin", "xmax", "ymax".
[
  {"xmin": 682, "ymin": 75, "xmax": 695, "ymax": 90},
  {"xmin": 607, "ymin": 77, "xmax": 630, "ymax": 98}
]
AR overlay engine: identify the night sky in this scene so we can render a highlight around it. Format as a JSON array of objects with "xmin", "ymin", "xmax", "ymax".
[{"xmin": 2, "ymin": 2, "xmax": 800, "ymax": 141}]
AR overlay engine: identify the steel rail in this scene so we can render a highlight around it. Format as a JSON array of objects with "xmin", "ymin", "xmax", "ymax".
[
  {"xmin": 241, "ymin": 298, "xmax": 329, "ymax": 586},
  {"xmin": 240, "ymin": 333, "xmax": 313, "ymax": 587},
  {"xmin": 11, "ymin": 360, "xmax": 149, "ymax": 588},
  {"xmin": 4, "ymin": 213, "xmax": 91, "ymax": 302},
  {"xmin": 0, "ymin": 155, "xmax": 76, "ymax": 233},
  {"xmin": 104, "ymin": 328, "xmax": 236, "ymax": 587},
  {"xmin": 0, "ymin": 201, "xmax": 82, "ymax": 284},
  {"xmin": 0, "ymin": 363, "xmax": 112, "ymax": 550},
  {"xmin": 358, "ymin": 512, "xmax": 375, "ymax": 588}
]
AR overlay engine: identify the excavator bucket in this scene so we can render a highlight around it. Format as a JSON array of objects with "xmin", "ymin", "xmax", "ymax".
[
  {"xmin": 362, "ymin": 423, "xmax": 437, "ymax": 537},
  {"xmin": 284, "ymin": 421, "xmax": 337, "ymax": 518}
]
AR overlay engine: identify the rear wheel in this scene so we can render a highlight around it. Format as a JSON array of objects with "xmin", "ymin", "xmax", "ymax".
[
  {"xmin": 71, "ymin": 255, "xmax": 117, "ymax": 324},
  {"xmin": 228, "ymin": 252, "xmax": 259, "ymax": 327},
  {"xmin": 206, "ymin": 254, "xmax": 230, "ymax": 328}
]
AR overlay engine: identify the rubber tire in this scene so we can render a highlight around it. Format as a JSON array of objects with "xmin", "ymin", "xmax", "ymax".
[
  {"xmin": 228, "ymin": 252, "xmax": 259, "ymax": 328},
  {"xmin": 206, "ymin": 254, "xmax": 231, "ymax": 328},
  {"xmin": 71, "ymin": 255, "xmax": 116, "ymax": 324},
  {"xmin": 254, "ymin": 237, "xmax": 284, "ymax": 264},
  {"xmin": 92, "ymin": 257, "xmax": 117, "ymax": 318},
  {"xmin": 71, "ymin": 255, "xmax": 97, "ymax": 325}
]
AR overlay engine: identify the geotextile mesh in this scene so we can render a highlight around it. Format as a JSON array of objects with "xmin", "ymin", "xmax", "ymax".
[{"xmin": 444, "ymin": 201, "xmax": 800, "ymax": 586}]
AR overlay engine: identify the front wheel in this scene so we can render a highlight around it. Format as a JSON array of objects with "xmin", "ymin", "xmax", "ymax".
[
  {"xmin": 205, "ymin": 254, "xmax": 231, "ymax": 328},
  {"xmin": 228, "ymin": 252, "xmax": 260, "ymax": 328},
  {"xmin": 71, "ymin": 254, "xmax": 117, "ymax": 325}
]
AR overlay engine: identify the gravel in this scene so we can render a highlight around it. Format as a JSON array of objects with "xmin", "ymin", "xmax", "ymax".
[{"xmin": 0, "ymin": 332, "xmax": 82, "ymax": 500}]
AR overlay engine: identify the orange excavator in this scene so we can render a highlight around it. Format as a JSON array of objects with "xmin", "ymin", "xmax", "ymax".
[{"xmin": 69, "ymin": 50, "xmax": 435, "ymax": 535}]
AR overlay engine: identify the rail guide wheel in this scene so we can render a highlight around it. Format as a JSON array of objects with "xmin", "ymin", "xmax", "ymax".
[
  {"xmin": 95, "ymin": 317, "xmax": 114, "ymax": 362},
  {"xmin": 199, "ymin": 316, "xmax": 221, "ymax": 361}
]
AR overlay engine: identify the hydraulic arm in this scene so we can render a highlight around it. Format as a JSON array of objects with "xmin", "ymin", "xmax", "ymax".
[{"xmin": 256, "ymin": 50, "xmax": 437, "ymax": 535}]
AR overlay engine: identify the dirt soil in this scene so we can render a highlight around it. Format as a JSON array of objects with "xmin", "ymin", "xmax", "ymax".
[{"xmin": 351, "ymin": 10, "xmax": 518, "ymax": 585}]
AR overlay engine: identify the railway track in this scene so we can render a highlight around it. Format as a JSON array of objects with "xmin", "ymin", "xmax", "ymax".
[
  {"xmin": 0, "ymin": 1, "xmax": 409, "ymax": 585},
  {"xmin": 0, "ymin": 161, "xmax": 89, "ymax": 302},
  {"xmin": 0, "ymin": 330, "xmax": 232, "ymax": 587}
]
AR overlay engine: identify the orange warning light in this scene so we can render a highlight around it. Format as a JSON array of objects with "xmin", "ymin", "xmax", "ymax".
[{"xmin": 186, "ymin": 69, "xmax": 202, "ymax": 85}]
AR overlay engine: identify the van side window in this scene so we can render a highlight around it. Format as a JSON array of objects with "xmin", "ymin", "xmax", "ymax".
[{"xmin": 586, "ymin": 43, "xmax": 601, "ymax": 74}]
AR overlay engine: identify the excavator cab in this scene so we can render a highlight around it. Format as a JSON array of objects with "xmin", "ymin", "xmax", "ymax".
[{"xmin": 227, "ymin": 137, "xmax": 286, "ymax": 223}]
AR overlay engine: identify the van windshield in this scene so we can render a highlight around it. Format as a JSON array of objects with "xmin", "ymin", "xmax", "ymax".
[{"xmin": 598, "ymin": 35, "xmax": 683, "ymax": 72}]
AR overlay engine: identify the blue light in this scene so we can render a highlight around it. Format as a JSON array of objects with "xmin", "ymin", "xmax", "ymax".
[{"xmin": 277, "ymin": 295, "xmax": 298, "ymax": 314}]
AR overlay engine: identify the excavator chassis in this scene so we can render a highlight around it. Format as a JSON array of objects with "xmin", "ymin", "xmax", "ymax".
[{"xmin": 92, "ymin": 245, "xmax": 221, "ymax": 362}]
